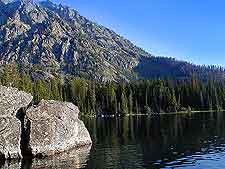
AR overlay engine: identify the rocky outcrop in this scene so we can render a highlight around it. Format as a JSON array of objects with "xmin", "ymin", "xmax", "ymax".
[
  {"xmin": 25, "ymin": 100, "xmax": 92, "ymax": 157},
  {"xmin": 0, "ymin": 85, "xmax": 33, "ymax": 159},
  {"xmin": 1, "ymin": 1, "xmax": 224, "ymax": 82},
  {"xmin": 0, "ymin": 86, "xmax": 92, "ymax": 159},
  {"xmin": 0, "ymin": 0, "xmax": 150, "ymax": 82}
]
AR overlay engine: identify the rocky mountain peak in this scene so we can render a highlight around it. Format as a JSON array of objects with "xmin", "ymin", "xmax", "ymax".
[
  {"xmin": 21, "ymin": 0, "xmax": 33, "ymax": 5},
  {"xmin": 1, "ymin": 0, "xmax": 223, "ymax": 81},
  {"xmin": 0, "ymin": 0, "xmax": 150, "ymax": 81},
  {"xmin": 0, "ymin": 0, "xmax": 15, "ymax": 4},
  {"xmin": 0, "ymin": 0, "xmax": 33, "ymax": 4}
]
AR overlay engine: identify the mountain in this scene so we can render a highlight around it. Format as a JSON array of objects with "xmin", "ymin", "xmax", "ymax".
[
  {"xmin": 0, "ymin": 0, "xmax": 151, "ymax": 81},
  {"xmin": 0, "ymin": 0, "xmax": 224, "ymax": 81},
  {"xmin": 135, "ymin": 57, "xmax": 225, "ymax": 81}
]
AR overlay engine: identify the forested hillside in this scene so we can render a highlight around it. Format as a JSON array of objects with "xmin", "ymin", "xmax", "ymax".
[
  {"xmin": 135, "ymin": 57, "xmax": 225, "ymax": 80},
  {"xmin": 1, "ymin": 64, "xmax": 224, "ymax": 116},
  {"xmin": 1, "ymin": 1, "xmax": 225, "ymax": 115}
]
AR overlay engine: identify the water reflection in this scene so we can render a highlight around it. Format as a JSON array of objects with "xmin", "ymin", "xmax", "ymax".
[
  {"xmin": 84, "ymin": 112, "xmax": 225, "ymax": 168},
  {"xmin": 1, "ymin": 146, "xmax": 91, "ymax": 169},
  {"xmin": 2, "ymin": 112, "xmax": 225, "ymax": 169},
  {"xmin": 29, "ymin": 146, "xmax": 91, "ymax": 169}
]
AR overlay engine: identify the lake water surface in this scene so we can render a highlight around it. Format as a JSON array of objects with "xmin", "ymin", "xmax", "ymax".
[{"xmin": 3, "ymin": 111, "xmax": 225, "ymax": 169}]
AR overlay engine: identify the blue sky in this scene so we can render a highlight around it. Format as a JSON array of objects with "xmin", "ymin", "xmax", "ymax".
[{"xmin": 52, "ymin": 0, "xmax": 225, "ymax": 66}]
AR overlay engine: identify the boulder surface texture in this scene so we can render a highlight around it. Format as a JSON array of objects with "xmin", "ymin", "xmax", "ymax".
[
  {"xmin": 0, "ymin": 86, "xmax": 92, "ymax": 159},
  {"xmin": 26, "ymin": 100, "xmax": 92, "ymax": 157},
  {"xmin": 0, "ymin": 86, "xmax": 33, "ymax": 159}
]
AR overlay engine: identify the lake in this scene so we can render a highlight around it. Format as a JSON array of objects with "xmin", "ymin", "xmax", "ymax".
[{"xmin": 2, "ymin": 111, "xmax": 225, "ymax": 169}]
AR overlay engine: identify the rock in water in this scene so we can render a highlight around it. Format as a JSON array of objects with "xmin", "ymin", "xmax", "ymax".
[
  {"xmin": 0, "ymin": 86, "xmax": 33, "ymax": 159},
  {"xmin": 0, "ymin": 86, "xmax": 92, "ymax": 159},
  {"xmin": 25, "ymin": 100, "xmax": 92, "ymax": 157}
]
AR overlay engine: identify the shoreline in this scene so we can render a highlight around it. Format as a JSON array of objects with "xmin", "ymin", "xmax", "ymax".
[{"xmin": 81, "ymin": 110, "xmax": 225, "ymax": 118}]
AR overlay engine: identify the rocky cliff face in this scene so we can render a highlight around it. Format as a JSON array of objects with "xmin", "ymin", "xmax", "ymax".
[
  {"xmin": 1, "ymin": 0, "xmax": 224, "ymax": 81},
  {"xmin": 0, "ymin": 0, "xmax": 225, "ymax": 81},
  {"xmin": 0, "ymin": 0, "xmax": 150, "ymax": 81},
  {"xmin": 0, "ymin": 85, "xmax": 92, "ymax": 160}
]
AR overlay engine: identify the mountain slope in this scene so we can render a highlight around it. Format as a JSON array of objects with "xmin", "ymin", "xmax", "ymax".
[
  {"xmin": 135, "ymin": 57, "xmax": 225, "ymax": 80},
  {"xmin": 0, "ymin": 0, "xmax": 224, "ymax": 81},
  {"xmin": 0, "ymin": 0, "xmax": 150, "ymax": 81}
]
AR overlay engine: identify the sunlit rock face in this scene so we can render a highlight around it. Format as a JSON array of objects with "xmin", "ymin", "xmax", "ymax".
[
  {"xmin": 0, "ymin": 86, "xmax": 92, "ymax": 160},
  {"xmin": 0, "ymin": 85, "xmax": 33, "ymax": 159},
  {"xmin": 25, "ymin": 100, "xmax": 92, "ymax": 157},
  {"xmin": 0, "ymin": 0, "xmax": 150, "ymax": 82},
  {"xmin": 0, "ymin": 0, "xmax": 17, "ymax": 4}
]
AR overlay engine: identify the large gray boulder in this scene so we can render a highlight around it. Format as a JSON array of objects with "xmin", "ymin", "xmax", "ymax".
[
  {"xmin": 0, "ymin": 86, "xmax": 92, "ymax": 160},
  {"xmin": 0, "ymin": 85, "xmax": 33, "ymax": 159},
  {"xmin": 25, "ymin": 100, "xmax": 92, "ymax": 157}
]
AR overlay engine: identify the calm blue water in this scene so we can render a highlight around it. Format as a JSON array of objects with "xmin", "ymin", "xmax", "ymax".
[{"xmin": 2, "ymin": 111, "xmax": 225, "ymax": 169}]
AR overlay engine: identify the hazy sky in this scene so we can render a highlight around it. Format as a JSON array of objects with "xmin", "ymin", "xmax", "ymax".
[{"xmin": 52, "ymin": 0, "xmax": 225, "ymax": 66}]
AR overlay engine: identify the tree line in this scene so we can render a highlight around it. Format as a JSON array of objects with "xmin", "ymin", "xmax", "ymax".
[{"xmin": 1, "ymin": 64, "xmax": 225, "ymax": 116}]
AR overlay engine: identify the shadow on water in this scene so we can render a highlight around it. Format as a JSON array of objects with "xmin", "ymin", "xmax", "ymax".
[
  {"xmin": 83, "ymin": 111, "xmax": 225, "ymax": 168},
  {"xmin": 27, "ymin": 146, "xmax": 91, "ymax": 169},
  {"xmin": 0, "ymin": 146, "xmax": 91, "ymax": 169},
  {"xmin": 3, "ymin": 111, "xmax": 225, "ymax": 169}
]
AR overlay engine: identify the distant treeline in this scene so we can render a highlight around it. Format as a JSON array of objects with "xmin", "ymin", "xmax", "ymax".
[
  {"xmin": 135, "ymin": 56, "xmax": 225, "ymax": 80},
  {"xmin": 1, "ymin": 64, "xmax": 225, "ymax": 116}
]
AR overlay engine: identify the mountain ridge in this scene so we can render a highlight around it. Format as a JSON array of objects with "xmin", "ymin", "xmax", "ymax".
[
  {"xmin": 0, "ymin": 0, "xmax": 224, "ymax": 81},
  {"xmin": 0, "ymin": 0, "xmax": 152, "ymax": 81}
]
